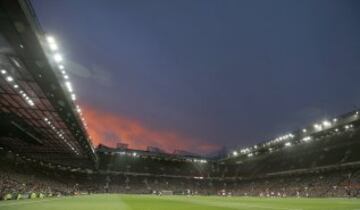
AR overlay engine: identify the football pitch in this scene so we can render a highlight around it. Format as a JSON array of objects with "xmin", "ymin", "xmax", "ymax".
[{"xmin": 0, "ymin": 194, "xmax": 359, "ymax": 210}]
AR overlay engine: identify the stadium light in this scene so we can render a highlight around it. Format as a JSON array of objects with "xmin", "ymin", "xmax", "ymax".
[
  {"xmin": 198, "ymin": 159, "xmax": 207, "ymax": 163},
  {"xmin": 13, "ymin": 84, "xmax": 19, "ymax": 89},
  {"xmin": 302, "ymin": 129, "xmax": 307, "ymax": 133},
  {"xmin": 313, "ymin": 123, "xmax": 322, "ymax": 131},
  {"xmin": 65, "ymin": 81, "xmax": 73, "ymax": 92},
  {"xmin": 49, "ymin": 42, "xmax": 58, "ymax": 51},
  {"xmin": 6, "ymin": 76, "xmax": 13, "ymax": 82},
  {"xmin": 45, "ymin": 34, "xmax": 92, "ymax": 138},
  {"xmin": 46, "ymin": 36, "xmax": 56, "ymax": 44},
  {"xmin": 241, "ymin": 148, "xmax": 250, "ymax": 154},
  {"xmin": 332, "ymin": 118, "xmax": 337, "ymax": 122},
  {"xmin": 53, "ymin": 53, "xmax": 63, "ymax": 63},
  {"xmin": 322, "ymin": 120, "xmax": 331, "ymax": 127},
  {"xmin": 232, "ymin": 151, "xmax": 238, "ymax": 156},
  {"xmin": 1, "ymin": 69, "xmax": 6, "ymax": 74},
  {"xmin": 284, "ymin": 142, "xmax": 292, "ymax": 147},
  {"xmin": 302, "ymin": 136, "xmax": 311, "ymax": 142},
  {"xmin": 28, "ymin": 100, "xmax": 34, "ymax": 106}
]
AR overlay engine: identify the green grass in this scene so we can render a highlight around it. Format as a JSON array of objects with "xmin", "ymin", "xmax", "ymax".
[{"xmin": 0, "ymin": 194, "xmax": 359, "ymax": 210}]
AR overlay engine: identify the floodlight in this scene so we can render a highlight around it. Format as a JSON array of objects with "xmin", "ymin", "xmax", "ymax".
[
  {"xmin": 302, "ymin": 136, "xmax": 311, "ymax": 142},
  {"xmin": 6, "ymin": 76, "xmax": 13, "ymax": 82},
  {"xmin": 65, "ymin": 81, "xmax": 73, "ymax": 92},
  {"xmin": 322, "ymin": 120, "xmax": 331, "ymax": 127},
  {"xmin": 46, "ymin": 36, "xmax": 56, "ymax": 44},
  {"xmin": 49, "ymin": 43, "xmax": 58, "ymax": 51},
  {"xmin": 53, "ymin": 53, "xmax": 63, "ymax": 63}
]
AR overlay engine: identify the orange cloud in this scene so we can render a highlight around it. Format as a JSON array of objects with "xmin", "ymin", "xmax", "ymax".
[{"xmin": 81, "ymin": 104, "xmax": 220, "ymax": 154}]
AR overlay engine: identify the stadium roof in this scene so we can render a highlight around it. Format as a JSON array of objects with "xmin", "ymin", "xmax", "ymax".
[
  {"xmin": 0, "ymin": 0, "xmax": 96, "ymax": 168},
  {"xmin": 226, "ymin": 109, "xmax": 360, "ymax": 162},
  {"xmin": 96, "ymin": 144, "xmax": 209, "ymax": 163}
]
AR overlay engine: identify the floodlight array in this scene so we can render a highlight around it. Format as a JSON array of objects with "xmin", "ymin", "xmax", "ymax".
[
  {"xmin": 45, "ymin": 35, "xmax": 89, "ymax": 131},
  {"xmin": 44, "ymin": 117, "xmax": 79, "ymax": 156},
  {"xmin": 1, "ymin": 69, "xmax": 35, "ymax": 106},
  {"xmin": 230, "ymin": 111, "xmax": 359, "ymax": 159}
]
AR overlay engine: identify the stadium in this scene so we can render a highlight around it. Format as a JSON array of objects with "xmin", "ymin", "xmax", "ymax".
[{"xmin": 0, "ymin": 0, "xmax": 360, "ymax": 209}]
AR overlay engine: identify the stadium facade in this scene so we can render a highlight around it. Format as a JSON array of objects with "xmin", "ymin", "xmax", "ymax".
[{"xmin": 0, "ymin": 0, "xmax": 360, "ymax": 201}]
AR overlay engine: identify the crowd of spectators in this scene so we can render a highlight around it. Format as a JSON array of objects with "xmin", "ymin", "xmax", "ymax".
[
  {"xmin": 225, "ymin": 170, "xmax": 360, "ymax": 197},
  {"xmin": 0, "ymin": 153, "xmax": 82, "ymax": 200},
  {"xmin": 1, "ymin": 154, "xmax": 360, "ymax": 200},
  {"xmin": 1, "ymin": 125, "xmax": 360, "ymax": 200}
]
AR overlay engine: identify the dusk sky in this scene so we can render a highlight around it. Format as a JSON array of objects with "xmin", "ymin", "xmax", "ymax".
[{"xmin": 31, "ymin": 0, "xmax": 360, "ymax": 154}]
